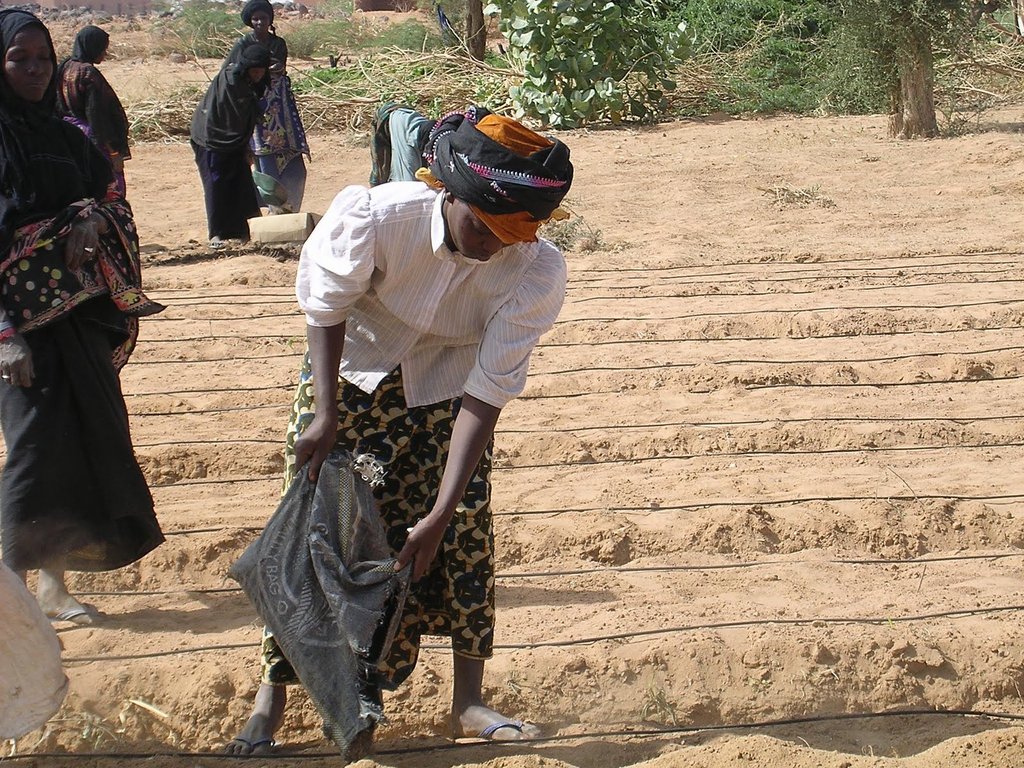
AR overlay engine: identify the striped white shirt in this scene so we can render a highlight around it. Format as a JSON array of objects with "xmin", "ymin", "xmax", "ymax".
[{"xmin": 296, "ymin": 182, "xmax": 567, "ymax": 408}]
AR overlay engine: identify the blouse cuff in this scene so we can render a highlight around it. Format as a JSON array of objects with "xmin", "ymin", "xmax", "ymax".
[{"xmin": 0, "ymin": 315, "xmax": 16, "ymax": 341}]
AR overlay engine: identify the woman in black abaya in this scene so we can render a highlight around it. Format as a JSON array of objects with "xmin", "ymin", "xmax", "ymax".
[{"xmin": 0, "ymin": 10, "xmax": 164, "ymax": 624}]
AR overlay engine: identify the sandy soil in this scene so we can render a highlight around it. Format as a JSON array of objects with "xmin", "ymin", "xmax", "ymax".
[{"xmin": 7, "ymin": 63, "xmax": 1024, "ymax": 767}]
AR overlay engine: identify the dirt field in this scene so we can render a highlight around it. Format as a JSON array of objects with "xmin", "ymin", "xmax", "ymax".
[{"xmin": 6, "ymin": 58, "xmax": 1024, "ymax": 767}]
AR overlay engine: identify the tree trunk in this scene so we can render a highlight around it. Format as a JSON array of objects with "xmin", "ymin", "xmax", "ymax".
[
  {"xmin": 888, "ymin": 31, "xmax": 939, "ymax": 139},
  {"xmin": 466, "ymin": 0, "xmax": 486, "ymax": 61}
]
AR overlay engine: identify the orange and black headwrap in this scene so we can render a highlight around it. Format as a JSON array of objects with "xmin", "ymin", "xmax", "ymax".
[{"xmin": 419, "ymin": 106, "xmax": 573, "ymax": 244}]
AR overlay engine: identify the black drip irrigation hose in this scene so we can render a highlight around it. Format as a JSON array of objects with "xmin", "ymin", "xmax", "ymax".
[
  {"xmin": 71, "ymin": 550, "xmax": 1024, "ymax": 597},
  {"xmin": 140, "ymin": 334, "xmax": 300, "ymax": 344},
  {"xmin": 134, "ymin": 438, "xmax": 280, "ymax": 448},
  {"xmin": 146, "ymin": 251, "xmax": 1022, "ymax": 298},
  {"xmin": 715, "ymin": 343, "xmax": 1024, "ymax": 366},
  {"xmin": 148, "ymin": 493, "xmax": 1024, "ymax": 532},
  {"xmin": 569, "ymin": 276, "xmax": 1024, "ymax": 303},
  {"xmin": 532, "ymin": 343, "xmax": 1024, "ymax": 377},
  {"xmin": 145, "ymin": 277, "xmax": 1024, "ymax": 319},
  {"xmin": 131, "ymin": 402, "xmax": 289, "ymax": 417},
  {"xmin": 489, "ymin": 440, "xmax": 1024, "ymax": 471},
  {"xmin": 568, "ymin": 258, "xmax": 1021, "ymax": 286},
  {"xmin": 127, "ymin": 323, "xmax": 1024, "ymax": 350},
  {"xmin": 554, "ymin": 297, "xmax": 1024, "ymax": 325},
  {"xmin": 146, "ymin": 311, "xmax": 302, "ymax": 323},
  {"xmin": 124, "ymin": 413, "xmax": 1024, "ymax": 448},
  {"xmin": 122, "ymin": 330, "xmax": 1024, "ymax": 367},
  {"xmin": 745, "ymin": 373, "xmax": 1023, "ymax": 391},
  {"xmin": 5, "ymin": 708, "xmax": 1024, "ymax": 761},
  {"xmin": 57, "ymin": 604, "xmax": 1024, "ymax": 663},
  {"xmin": 114, "ymin": 368, "xmax": 1021, "ymax": 401},
  {"xmin": 139, "ymin": 297, "xmax": 1024, "ymax": 326},
  {"xmin": 132, "ymin": 299, "xmax": 1024, "ymax": 338},
  {"xmin": 496, "ymin": 413, "xmax": 1024, "ymax": 435},
  {"xmin": 563, "ymin": 249, "xmax": 1022, "ymax": 274},
  {"xmin": 539, "ymin": 325, "xmax": 1024, "ymax": 348},
  {"xmin": 131, "ymin": 351, "xmax": 303, "ymax": 366},
  {"xmin": 123, "ymin": 384, "xmax": 292, "ymax": 398},
  {"xmin": 143, "ymin": 439, "xmax": 1024, "ymax": 484},
  {"xmin": 504, "ymin": 492, "xmax": 1024, "ymax": 516},
  {"xmin": 416, "ymin": 604, "xmax": 1024, "ymax": 651}
]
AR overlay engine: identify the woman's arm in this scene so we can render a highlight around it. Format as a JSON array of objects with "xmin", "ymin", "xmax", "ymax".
[
  {"xmin": 271, "ymin": 35, "xmax": 287, "ymax": 75},
  {"xmin": 86, "ymin": 68, "xmax": 131, "ymax": 158},
  {"xmin": 292, "ymin": 322, "xmax": 346, "ymax": 481},
  {"xmin": 224, "ymin": 36, "xmax": 248, "ymax": 69}
]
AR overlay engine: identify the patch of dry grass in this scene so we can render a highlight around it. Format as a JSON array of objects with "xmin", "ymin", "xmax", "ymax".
[{"xmin": 760, "ymin": 184, "xmax": 836, "ymax": 209}]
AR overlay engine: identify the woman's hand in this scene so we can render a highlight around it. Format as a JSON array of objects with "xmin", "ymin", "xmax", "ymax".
[
  {"xmin": 63, "ymin": 212, "xmax": 107, "ymax": 271},
  {"xmin": 0, "ymin": 334, "xmax": 34, "ymax": 387},
  {"xmin": 293, "ymin": 411, "xmax": 338, "ymax": 482},
  {"xmin": 396, "ymin": 512, "xmax": 449, "ymax": 581}
]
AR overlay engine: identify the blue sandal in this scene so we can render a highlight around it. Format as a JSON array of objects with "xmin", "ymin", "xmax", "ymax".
[{"xmin": 478, "ymin": 720, "xmax": 526, "ymax": 739}]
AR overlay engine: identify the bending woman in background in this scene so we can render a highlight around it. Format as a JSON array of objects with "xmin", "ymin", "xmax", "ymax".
[
  {"xmin": 226, "ymin": 0, "xmax": 309, "ymax": 213},
  {"xmin": 0, "ymin": 10, "xmax": 165, "ymax": 624},
  {"xmin": 56, "ymin": 25, "xmax": 132, "ymax": 199}
]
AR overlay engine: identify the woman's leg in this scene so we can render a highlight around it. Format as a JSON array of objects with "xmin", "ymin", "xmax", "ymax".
[
  {"xmin": 195, "ymin": 144, "xmax": 259, "ymax": 241},
  {"xmin": 226, "ymin": 626, "xmax": 297, "ymax": 752},
  {"xmin": 225, "ymin": 683, "xmax": 286, "ymax": 755},
  {"xmin": 278, "ymin": 154, "xmax": 306, "ymax": 212},
  {"xmin": 451, "ymin": 654, "xmax": 541, "ymax": 740}
]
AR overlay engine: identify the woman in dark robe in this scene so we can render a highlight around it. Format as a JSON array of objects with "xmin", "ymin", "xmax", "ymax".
[
  {"xmin": 56, "ymin": 25, "xmax": 131, "ymax": 199},
  {"xmin": 0, "ymin": 10, "xmax": 165, "ymax": 624},
  {"xmin": 225, "ymin": 0, "xmax": 310, "ymax": 213},
  {"xmin": 190, "ymin": 44, "xmax": 271, "ymax": 249}
]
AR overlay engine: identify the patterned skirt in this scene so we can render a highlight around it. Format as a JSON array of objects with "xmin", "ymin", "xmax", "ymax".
[{"xmin": 261, "ymin": 357, "xmax": 495, "ymax": 689}]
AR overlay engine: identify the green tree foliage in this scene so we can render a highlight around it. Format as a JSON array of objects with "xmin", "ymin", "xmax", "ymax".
[
  {"xmin": 484, "ymin": 0, "xmax": 690, "ymax": 127},
  {"xmin": 836, "ymin": 0, "xmax": 981, "ymax": 136}
]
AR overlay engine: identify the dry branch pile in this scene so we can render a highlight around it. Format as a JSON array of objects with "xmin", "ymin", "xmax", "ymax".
[{"xmin": 126, "ymin": 48, "xmax": 518, "ymax": 141}]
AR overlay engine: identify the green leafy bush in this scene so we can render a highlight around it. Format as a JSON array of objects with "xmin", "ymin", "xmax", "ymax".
[
  {"xmin": 281, "ymin": 16, "xmax": 442, "ymax": 58},
  {"xmin": 156, "ymin": 0, "xmax": 239, "ymax": 59},
  {"xmin": 812, "ymin": 22, "xmax": 888, "ymax": 114},
  {"xmin": 682, "ymin": 0, "xmax": 834, "ymax": 114},
  {"xmin": 279, "ymin": 19, "xmax": 361, "ymax": 58},
  {"xmin": 371, "ymin": 20, "xmax": 444, "ymax": 50},
  {"xmin": 485, "ymin": 0, "xmax": 690, "ymax": 127}
]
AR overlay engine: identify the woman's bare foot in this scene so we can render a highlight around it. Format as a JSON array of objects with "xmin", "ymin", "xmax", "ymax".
[
  {"xmin": 224, "ymin": 683, "xmax": 286, "ymax": 755},
  {"xmin": 452, "ymin": 704, "xmax": 542, "ymax": 741},
  {"xmin": 37, "ymin": 569, "xmax": 101, "ymax": 625},
  {"xmin": 451, "ymin": 655, "xmax": 541, "ymax": 741}
]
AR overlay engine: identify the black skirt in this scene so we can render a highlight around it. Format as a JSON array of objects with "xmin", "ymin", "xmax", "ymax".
[
  {"xmin": 192, "ymin": 141, "xmax": 261, "ymax": 240},
  {"xmin": 0, "ymin": 301, "xmax": 164, "ymax": 572}
]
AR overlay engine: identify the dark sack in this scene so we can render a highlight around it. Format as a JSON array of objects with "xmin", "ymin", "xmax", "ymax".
[{"xmin": 230, "ymin": 449, "xmax": 410, "ymax": 754}]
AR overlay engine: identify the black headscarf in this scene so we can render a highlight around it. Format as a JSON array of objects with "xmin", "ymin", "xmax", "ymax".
[
  {"xmin": 238, "ymin": 43, "xmax": 271, "ymax": 71},
  {"xmin": 0, "ymin": 10, "xmax": 58, "ymax": 128},
  {"xmin": 424, "ymin": 106, "xmax": 572, "ymax": 220},
  {"xmin": 70, "ymin": 25, "xmax": 109, "ymax": 63},
  {"xmin": 241, "ymin": 0, "xmax": 274, "ymax": 27},
  {"xmin": 0, "ymin": 10, "xmax": 109, "ymax": 248},
  {"xmin": 190, "ymin": 43, "xmax": 271, "ymax": 151}
]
